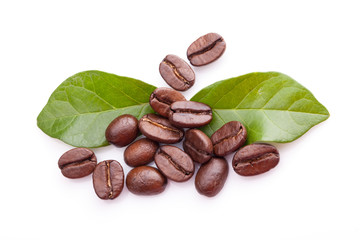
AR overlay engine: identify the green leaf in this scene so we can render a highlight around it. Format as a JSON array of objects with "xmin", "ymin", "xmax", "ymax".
[
  {"xmin": 191, "ymin": 72, "xmax": 329, "ymax": 144},
  {"xmin": 37, "ymin": 70, "xmax": 156, "ymax": 147}
]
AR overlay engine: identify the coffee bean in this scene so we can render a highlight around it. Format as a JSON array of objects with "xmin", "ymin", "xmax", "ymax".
[
  {"xmin": 124, "ymin": 138, "xmax": 159, "ymax": 167},
  {"xmin": 58, "ymin": 148, "xmax": 97, "ymax": 179},
  {"xmin": 211, "ymin": 121, "xmax": 247, "ymax": 156},
  {"xmin": 187, "ymin": 33, "xmax": 226, "ymax": 66},
  {"xmin": 126, "ymin": 166, "xmax": 167, "ymax": 195},
  {"xmin": 138, "ymin": 113, "xmax": 184, "ymax": 144},
  {"xmin": 149, "ymin": 87, "xmax": 186, "ymax": 118},
  {"xmin": 169, "ymin": 101, "xmax": 212, "ymax": 128},
  {"xmin": 159, "ymin": 54, "xmax": 195, "ymax": 91},
  {"xmin": 183, "ymin": 129, "xmax": 213, "ymax": 164},
  {"xmin": 92, "ymin": 160, "xmax": 124, "ymax": 200},
  {"xmin": 195, "ymin": 157, "xmax": 228, "ymax": 197},
  {"xmin": 155, "ymin": 145, "xmax": 194, "ymax": 182},
  {"xmin": 105, "ymin": 114, "xmax": 138, "ymax": 147},
  {"xmin": 232, "ymin": 143, "xmax": 280, "ymax": 176}
]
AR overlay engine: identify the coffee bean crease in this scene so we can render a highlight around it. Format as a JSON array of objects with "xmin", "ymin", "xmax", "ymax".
[
  {"xmin": 188, "ymin": 37, "xmax": 224, "ymax": 60},
  {"xmin": 213, "ymin": 127, "xmax": 244, "ymax": 146},
  {"xmin": 158, "ymin": 149, "xmax": 191, "ymax": 175},
  {"xmin": 142, "ymin": 117, "xmax": 182, "ymax": 133},
  {"xmin": 184, "ymin": 143, "xmax": 212, "ymax": 156},
  {"xmin": 106, "ymin": 161, "xmax": 113, "ymax": 199},
  {"xmin": 152, "ymin": 93, "xmax": 173, "ymax": 105},
  {"xmin": 172, "ymin": 109, "xmax": 212, "ymax": 114},
  {"xmin": 234, "ymin": 152, "xmax": 279, "ymax": 166},
  {"xmin": 59, "ymin": 157, "xmax": 95, "ymax": 169},
  {"xmin": 162, "ymin": 59, "xmax": 191, "ymax": 85}
]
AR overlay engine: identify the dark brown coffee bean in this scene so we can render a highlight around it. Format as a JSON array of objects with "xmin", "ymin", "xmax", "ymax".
[
  {"xmin": 124, "ymin": 138, "xmax": 159, "ymax": 167},
  {"xmin": 138, "ymin": 113, "xmax": 184, "ymax": 144},
  {"xmin": 149, "ymin": 87, "xmax": 186, "ymax": 117},
  {"xmin": 232, "ymin": 143, "xmax": 280, "ymax": 176},
  {"xmin": 105, "ymin": 114, "xmax": 138, "ymax": 147},
  {"xmin": 154, "ymin": 145, "xmax": 194, "ymax": 182},
  {"xmin": 58, "ymin": 148, "xmax": 97, "ymax": 179},
  {"xmin": 211, "ymin": 121, "xmax": 247, "ymax": 156},
  {"xmin": 159, "ymin": 54, "xmax": 195, "ymax": 91},
  {"xmin": 183, "ymin": 129, "xmax": 213, "ymax": 164},
  {"xmin": 169, "ymin": 101, "xmax": 212, "ymax": 128},
  {"xmin": 92, "ymin": 160, "xmax": 124, "ymax": 200},
  {"xmin": 195, "ymin": 157, "xmax": 228, "ymax": 197},
  {"xmin": 187, "ymin": 33, "xmax": 226, "ymax": 66},
  {"xmin": 126, "ymin": 166, "xmax": 167, "ymax": 195}
]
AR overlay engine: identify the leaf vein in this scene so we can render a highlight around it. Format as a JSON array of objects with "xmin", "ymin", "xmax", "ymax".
[
  {"xmin": 101, "ymin": 76, "xmax": 142, "ymax": 104},
  {"xmin": 214, "ymin": 108, "xmax": 328, "ymax": 116},
  {"xmin": 261, "ymin": 109, "xmax": 297, "ymax": 136},
  {"xmin": 234, "ymin": 76, "xmax": 279, "ymax": 109},
  {"xmin": 38, "ymin": 103, "xmax": 149, "ymax": 121}
]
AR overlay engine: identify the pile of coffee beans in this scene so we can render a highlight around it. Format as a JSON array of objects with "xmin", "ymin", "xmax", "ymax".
[{"xmin": 58, "ymin": 33, "xmax": 280, "ymax": 199}]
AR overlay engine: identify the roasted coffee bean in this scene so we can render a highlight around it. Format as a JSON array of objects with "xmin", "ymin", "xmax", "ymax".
[
  {"xmin": 92, "ymin": 160, "xmax": 124, "ymax": 200},
  {"xmin": 232, "ymin": 143, "xmax": 280, "ymax": 176},
  {"xmin": 169, "ymin": 101, "xmax": 212, "ymax": 128},
  {"xmin": 211, "ymin": 121, "xmax": 247, "ymax": 156},
  {"xmin": 154, "ymin": 145, "xmax": 194, "ymax": 182},
  {"xmin": 159, "ymin": 54, "xmax": 195, "ymax": 91},
  {"xmin": 126, "ymin": 166, "xmax": 167, "ymax": 195},
  {"xmin": 195, "ymin": 157, "xmax": 228, "ymax": 197},
  {"xmin": 124, "ymin": 138, "xmax": 159, "ymax": 167},
  {"xmin": 105, "ymin": 114, "xmax": 138, "ymax": 147},
  {"xmin": 183, "ymin": 129, "xmax": 213, "ymax": 164},
  {"xmin": 187, "ymin": 33, "xmax": 226, "ymax": 66},
  {"xmin": 149, "ymin": 87, "xmax": 186, "ymax": 117},
  {"xmin": 138, "ymin": 113, "xmax": 184, "ymax": 144},
  {"xmin": 58, "ymin": 148, "xmax": 97, "ymax": 179}
]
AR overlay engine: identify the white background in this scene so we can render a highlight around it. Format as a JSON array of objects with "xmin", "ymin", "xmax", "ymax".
[{"xmin": 1, "ymin": 0, "xmax": 359, "ymax": 239}]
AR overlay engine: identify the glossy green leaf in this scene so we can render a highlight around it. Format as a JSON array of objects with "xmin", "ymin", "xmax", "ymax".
[
  {"xmin": 191, "ymin": 72, "xmax": 329, "ymax": 143},
  {"xmin": 37, "ymin": 71, "xmax": 156, "ymax": 147}
]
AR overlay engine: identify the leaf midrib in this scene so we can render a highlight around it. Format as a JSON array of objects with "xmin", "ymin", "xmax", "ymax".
[
  {"xmin": 39, "ymin": 103, "xmax": 149, "ymax": 121},
  {"xmin": 213, "ymin": 108, "xmax": 329, "ymax": 116}
]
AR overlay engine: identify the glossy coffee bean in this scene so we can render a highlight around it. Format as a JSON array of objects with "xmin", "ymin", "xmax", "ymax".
[
  {"xmin": 105, "ymin": 114, "xmax": 138, "ymax": 147},
  {"xmin": 155, "ymin": 145, "xmax": 194, "ymax": 182},
  {"xmin": 124, "ymin": 138, "xmax": 159, "ymax": 167},
  {"xmin": 138, "ymin": 113, "xmax": 184, "ymax": 144},
  {"xmin": 183, "ymin": 129, "xmax": 213, "ymax": 164},
  {"xmin": 169, "ymin": 101, "xmax": 212, "ymax": 128},
  {"xmin": 149, "ymin": 87, "xmax": 186, "ymax": 117},
  {"xmin": 159, "ymin": 54, "xmax": 195, "ymax": 91},
  {"xmin": 92, "ymin": 160, "xmax": 124, "ymax": 200},
  {"xmin": 187, "ymin": 33, "xmax": 226, "ymax": 66},
  {"xmin": 195, "ymin": 157, "xmax": 228, "ymax": 197},
  {"xmin": 126, "ymin": 166, "xmax": 167, "ymax": 195},
  {"xmin": 232, "ymin": 143, "xmax": 280, "ymax": 176},
  {"xmin": 58, "ymin": 148, "xmax": 97, "ymax": 179},
  {"xmin": 211, "ymin": 121, "xmax": 247, "ymax": 156}
]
